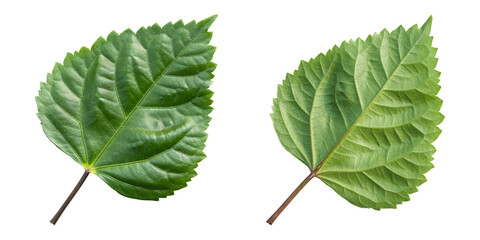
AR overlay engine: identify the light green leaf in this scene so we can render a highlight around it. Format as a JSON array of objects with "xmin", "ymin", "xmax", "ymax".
[
  {"xmin": 37, "ymin": 15, "xmax": 216, "ymax": 208},
  {"xmin": 270, "ymin": 17, "xmax": 443, "ymax": 222}
]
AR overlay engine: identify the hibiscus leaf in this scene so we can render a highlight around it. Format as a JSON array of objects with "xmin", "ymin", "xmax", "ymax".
[
  {"xmin": 268, "ymin": 17, "xmax": 443, "ymax": 224},
  {"xmin": 36, "ymin": 15, "xmax": 217, "ymax": 224}
]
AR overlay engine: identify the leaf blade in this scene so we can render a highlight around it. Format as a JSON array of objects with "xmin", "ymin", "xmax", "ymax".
[
  {"xmin": 37, "ymin": 15, "xmax": 217, "ymax": 201},
  {"xmin": 272, "ymin": 17, "xmax": 443, "ymax": 209}
]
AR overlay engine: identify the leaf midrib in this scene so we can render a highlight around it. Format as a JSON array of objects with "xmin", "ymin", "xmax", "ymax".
[
  {"xmin": 86, "ymin": 28, "xmax": 201, "ymax": 171},
  {"xmin": 313, "ymin": 29, "xmax": 427, "ymax": 176}
]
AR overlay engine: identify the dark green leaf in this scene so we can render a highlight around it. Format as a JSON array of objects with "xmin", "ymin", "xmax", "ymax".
[{"xmin": 37, "ymin": 15, "xmax": 217, "ymax": 201}]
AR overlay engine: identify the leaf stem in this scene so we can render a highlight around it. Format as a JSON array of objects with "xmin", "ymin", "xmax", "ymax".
[
  {"xmin": 267, "ymin": 171, "xmax": 316, "ymax": 225},
  {"xmin": 50, "ymin": 170, "xmax": 90, "ymax": 225}
]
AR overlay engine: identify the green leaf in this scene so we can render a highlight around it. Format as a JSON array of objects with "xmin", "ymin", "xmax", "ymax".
[
  {"xmin": 36, "ymin": 15, "xmax": 216, "ymax": 204},
  {"xmin": 270, "ymin": 17, "xmax": 443, "ymax": 221}
]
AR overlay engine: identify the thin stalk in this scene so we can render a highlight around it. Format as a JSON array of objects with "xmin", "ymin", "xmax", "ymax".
[
  {"xmin": 267, "ymin": 171, "xmax": 316, "ymax": 225},
  {"xmin": 50, "ymin": 170, "xmax": 90, "ymax": 225}
]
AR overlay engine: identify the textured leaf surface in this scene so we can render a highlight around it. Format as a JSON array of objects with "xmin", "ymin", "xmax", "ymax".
[
  {"xmin": 272, "ymin": 17, "xmax": 443, "ymax": 209},
  {"xmin": 37, "ymin": 16, "xmax": 216, "ymax": 200}
]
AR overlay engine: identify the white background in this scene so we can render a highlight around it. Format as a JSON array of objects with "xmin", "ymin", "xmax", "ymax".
[{"xmin": 1, "ymin": 0, "xmax": 478, "ymax": 239}]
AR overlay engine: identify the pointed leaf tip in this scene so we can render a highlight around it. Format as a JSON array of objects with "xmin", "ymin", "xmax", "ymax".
[
  {"xmin": 198, "ymin": 14, "xmax": 217, "ymax": 29},
  {"xmin": 421, "ymin": 15, "xmax": 433, "ymax": 32}
]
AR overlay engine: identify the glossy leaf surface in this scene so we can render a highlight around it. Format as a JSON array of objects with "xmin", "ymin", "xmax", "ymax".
[
  {"xmin": 37, "ymin": 16, "xmax": 216, "ymax": 200},
  {"xmin": 272, "ymin": 17, "xmax": 443, "ymax": 209}
]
